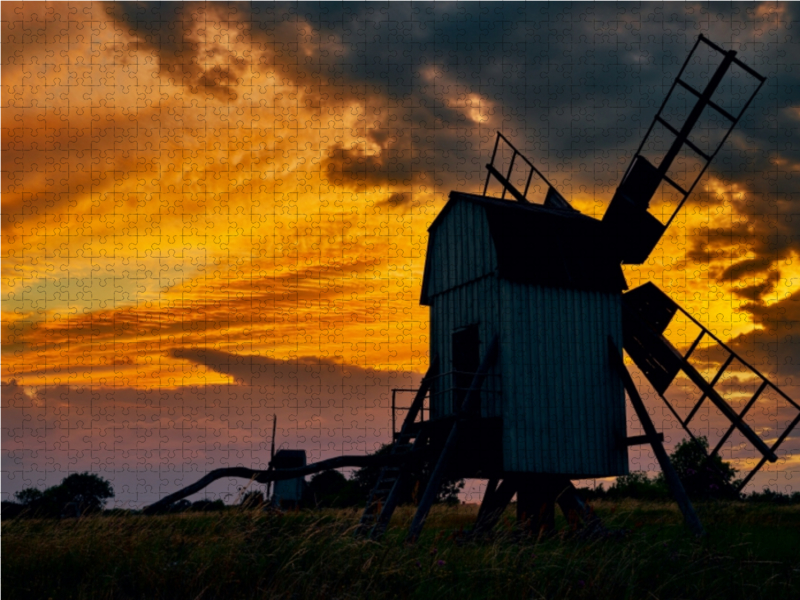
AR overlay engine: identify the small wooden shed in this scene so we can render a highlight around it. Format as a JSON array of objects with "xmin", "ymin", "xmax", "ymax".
[
  {"xmin": 271, "ymin": 450, "xmax": 307, "ymax": 507},
  {"xmin": 420, "ymin": 192, "xmax": 629, "ymax": 478}
]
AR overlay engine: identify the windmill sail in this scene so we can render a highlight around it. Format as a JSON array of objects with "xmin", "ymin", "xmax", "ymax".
[
  {"xmin": 604, "ymin": 34, "xmax": 766, "ymax": 264},
  {"xmin": 622, "ymin": 282, "xmax": 800, "ymax": 489},
  {"xmin": 483, "ymin": 132, "xmax": 576, "ymax": 211}
]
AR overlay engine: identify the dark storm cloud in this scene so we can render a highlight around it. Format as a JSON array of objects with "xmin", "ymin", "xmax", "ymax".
[
  {"xmin": 105, "ymin": 1, "xmax": 249, "ymax": 100},
  {"xmin": 322, "ymin": 144, "xmax": 414, "ymax": 190},
  {"xmin": 102, "ymin": 1, "xmax": 800, "ymax": 372},
  {"xmin": 734, "ymin": 270, "xmax": 781, "ymax": 301},
  {"xmin": 103, "ymin": 2, "xmax": 800, "ymax": 197},
  {"xmin": 170, "ymin": 347, "xmax": 419, "ymax": 394}
]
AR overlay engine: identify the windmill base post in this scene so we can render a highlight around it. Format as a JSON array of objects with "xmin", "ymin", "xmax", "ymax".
[
  {"xmin": 555, "ymin": 480, "xmax": 605, "ymax": 535},
  {"xmin": 470, "ymin": 475, "xmax": 604, "ymax": 538},
  {"xmin": 471, "ymin": 478, "xmax": 518, "ymax": 536},
  {"xmin": 516, "ymin": 475, "xmax": 561, "ymax": 537},
  {"xmin": 609, "ymin": 338, "xmax": 705, "ymax": 537}
]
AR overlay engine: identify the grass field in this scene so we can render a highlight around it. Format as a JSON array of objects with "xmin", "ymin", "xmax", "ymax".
[{"xmin": 3, "ymin": 500, "xmax": 799, "ymax": 600}]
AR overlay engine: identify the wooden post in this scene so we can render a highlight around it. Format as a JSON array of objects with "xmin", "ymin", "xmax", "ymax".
[
  {"xmin": 516, "ymin": 475, "xmax": 557, "ymax": 537},
  {"xmin": 369, "ymin": 428, "xmax": 431, "ymax": 539},
  {"xmin": 554, "ymin": 478, "xmax": 604, "ymax": 534},
  {"xmin": 473, "ymin": 478, "xmax": 499, "ymax": 525},
  {"xmin": 609, "ymin": 338, "xmax": 705, "ymax": 537},
  {"xmin": 363, "ymin": 359, "xmax": 439, "ymax": 539},
  {"xmin": 472, "ymin": 477, "xmax": 517, "ymax": 536},
  {"xmin": 406, "ymin": 335, "xmax": 500, "ymax": 543}
]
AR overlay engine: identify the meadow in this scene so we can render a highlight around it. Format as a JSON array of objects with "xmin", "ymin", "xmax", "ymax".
[{"xmin": 3, "ymin": 500, "xmax": 799, "ymax": 600}]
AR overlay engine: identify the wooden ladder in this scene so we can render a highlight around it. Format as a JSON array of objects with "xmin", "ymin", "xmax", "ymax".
[{"xmin": 355, "ymin": 358, "xmax": 439, "ymax": 537}]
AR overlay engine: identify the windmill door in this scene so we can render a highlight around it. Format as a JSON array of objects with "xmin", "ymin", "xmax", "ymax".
[{"xmin": 452, "ymin": 324, "xmax": 481, "ymax": 413}]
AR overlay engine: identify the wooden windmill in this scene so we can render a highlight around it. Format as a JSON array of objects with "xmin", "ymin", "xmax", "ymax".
[
  {"xmin": 145, "ymin": 36, "xmax": 798, "ymax": 540},
  {"xmin": 357, "ymin": 35, "xmax": 800, "ymax": 540}
]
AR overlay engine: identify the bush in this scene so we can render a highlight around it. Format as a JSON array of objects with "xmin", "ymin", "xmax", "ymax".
[
  {"xmin": 606, "ymin": 472, "xmax": 669, "ymax": 501},
  {"xmin": 584, "ymin": 437, "xmax": 740, "ymax": 502},
  {"xmin": 744, "ymin": 489, "xmax": 800, "ymax": 505},
  {"xmin": 189, "ymin": 499, "xmax": 226, "ymax": 512},
  {"xmin": 305, "ymin": 470, "xmax": 361, "ymax": 508}
]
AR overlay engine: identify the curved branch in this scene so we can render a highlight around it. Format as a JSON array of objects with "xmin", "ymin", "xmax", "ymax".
[{"xmin": 143, "ymin": 450, "xmax": 424, "ymax": 515}]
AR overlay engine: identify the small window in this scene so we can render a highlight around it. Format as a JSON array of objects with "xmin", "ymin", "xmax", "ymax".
[{"xmin": 451, "ymin": 324, "xmax": 481, "ymax": 413}]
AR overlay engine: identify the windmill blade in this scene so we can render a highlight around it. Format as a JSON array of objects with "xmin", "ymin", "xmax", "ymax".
[
  {"xmin": 604, "ymin": 35, "xmax": 766, "ymax": 264},
  {"xmin": 621, "ymin": 282, "xmax": 800, "ymax": 487},
  {"xmin": 483, "ymin": 132, "xmax": 577, "ymax": 211}
]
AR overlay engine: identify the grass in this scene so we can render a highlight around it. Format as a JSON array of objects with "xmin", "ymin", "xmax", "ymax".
[{"xmin": 3, "ymin": 500, "xmax": 799, "ymax": 599}]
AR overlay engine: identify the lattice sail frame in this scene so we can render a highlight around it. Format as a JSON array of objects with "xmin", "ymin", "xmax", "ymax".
[
  {"xmin": 623, "ymin": 282, "xmax": 800, "ymax": 491},
  {"xmin": 482, "ymin": 132, "xmax": 574, "ymax": 210},
  {"xmin": 631, "ymin": 34, "xmax": 766, "ymax": 229}
]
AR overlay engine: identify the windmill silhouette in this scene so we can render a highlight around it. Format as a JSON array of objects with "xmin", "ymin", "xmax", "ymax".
[
  {"xmin": 146, "ymin": 36, "xmax": 799, "ymax": 542},
  {"xmin": 357, "ymin": 34, "xmax": 800, "ymax": 540}
]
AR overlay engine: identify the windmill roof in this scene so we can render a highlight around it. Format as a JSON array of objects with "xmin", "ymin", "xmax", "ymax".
[
  {"xmin": 420, "ymin": 192, "xmax": 627, "ymax": 303},
  {"xmin": 272, "ymin": 449, "xmax": 307, "ymax": 469}
]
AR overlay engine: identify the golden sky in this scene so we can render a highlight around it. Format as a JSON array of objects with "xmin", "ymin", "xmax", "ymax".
[{"xmin": 3, "ymin": 2, "xmax": 799, "ymax": 502}]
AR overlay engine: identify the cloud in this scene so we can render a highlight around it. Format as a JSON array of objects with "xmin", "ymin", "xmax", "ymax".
[
  {"xmin": 322, "ymin": 144, "xmax": 414, "ymax": 191},
  {"xmin": 170, "ymin": 347, "xmax": 418, "ymax": 391},
  {"xmin": 5, "ymin": 1, "xmax": 800, "ymax": 499}
]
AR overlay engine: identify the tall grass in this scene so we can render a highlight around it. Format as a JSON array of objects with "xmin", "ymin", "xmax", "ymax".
[{"xmin": 3, "ymin": 501, "xmax": 798, "ymax": 599}]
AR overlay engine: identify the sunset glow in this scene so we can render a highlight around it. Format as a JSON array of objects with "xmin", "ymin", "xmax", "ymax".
[{"xmin": 3, "ymin": 2, "xmax": 799, "ymax": 504}]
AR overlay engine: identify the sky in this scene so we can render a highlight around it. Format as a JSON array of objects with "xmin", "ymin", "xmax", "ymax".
[{"xmin": 2, "ymin": 1, "xmax": 800, "ymax": 506}]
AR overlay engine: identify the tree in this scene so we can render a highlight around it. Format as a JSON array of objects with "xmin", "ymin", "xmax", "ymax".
[
  {"xmin": 58, "ymin": 472, "xmax": 115, "ymax": 513},
  {"xmin": 659, "ymin": 436, "xmax": 738, "ymax": 500},
  {"xmin": 596, "ymin": 437, "xmax": 738, "ymax": 502},
  {"xmin": 14, "ymin": 488, "xmax": 43, "ymax": 507},
  {"xmin": 10, "ymin": 473, "xmax": 114, "ymax": 517},
  {"xmin": 351, "ymin": 444, "xmax": 465, "ymax": 506}
]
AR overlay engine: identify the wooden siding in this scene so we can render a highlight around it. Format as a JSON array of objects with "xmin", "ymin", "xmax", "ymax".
[
  {"xmin": 424, "ymin": 195, "xmax": 629, "ymax": 478},
  {"xmin": 428, "ymin": 276, "xmax": 503, "ymax": 421},
  {"xmin": 498, "ymin": 282, "xmax": 628, "ymax": 477},
  {"xmin": 424, "ymin": 200, "xmax": 497, "ymax": 298}
]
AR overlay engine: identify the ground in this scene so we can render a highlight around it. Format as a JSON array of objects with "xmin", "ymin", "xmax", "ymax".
[{"xmin": 3, "ymin": 500, "xmax": 799, "ymax": 600}]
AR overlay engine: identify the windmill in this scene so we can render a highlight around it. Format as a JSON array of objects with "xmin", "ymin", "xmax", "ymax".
[
  {"xmin": 145, "ymin": 35, "xmax": 798, "ymax": 540},
  {"xmin": 355, "ymin": 34, "xmax": 800, "ymax": 540}
]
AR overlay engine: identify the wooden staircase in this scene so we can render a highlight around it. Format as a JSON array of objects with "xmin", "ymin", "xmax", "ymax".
[{"xmin": 355, "ymin": 359, "xmax": 438, "ymax": 538}]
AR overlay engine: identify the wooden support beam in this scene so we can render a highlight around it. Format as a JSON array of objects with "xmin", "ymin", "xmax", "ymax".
[
  {"xmin": 516, "ymin": 475, "xmax": 558, "ymax": 537},
  {"xmin": 555, "ymin": 479, "xmax": 604, "ymax": 534},
  {"xmin": 609, "ymin": 338, "xmax": 705, "ymax": 537},
  {"xmin": 473, "ymin": 478, "xmax": 499, "ymax": 525},
  {"xmin": 369, "ymin": 428, "xmax": 431, "ymax": 540},
  {"xmin": 361, "ymin": 359, "xmax": 439, "ymax": 539},
  {"xmin": 406, "ymin": 335, "xmax": 500, "ymax": 543},
  {"xmin": 623, "ymin": 433, "xmax": 664, "ymax": 447},
  {"xmin": 472, "ymin": 478, "xmax": 517, "ymax": 536}
]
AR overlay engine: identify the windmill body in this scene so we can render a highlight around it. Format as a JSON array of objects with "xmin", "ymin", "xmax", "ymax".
[{"xmin": 420, "ymin": 193, "xmax": 628, "ymax": 479}]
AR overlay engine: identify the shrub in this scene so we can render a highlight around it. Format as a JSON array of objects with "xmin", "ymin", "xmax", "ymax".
[
  {"xmin": 607, "ymin": 472, "xmax": 669, "ymax": 501},
  {"xmin": 658, "ymin": 437, "xmax": 739, "ymax": 500}
]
